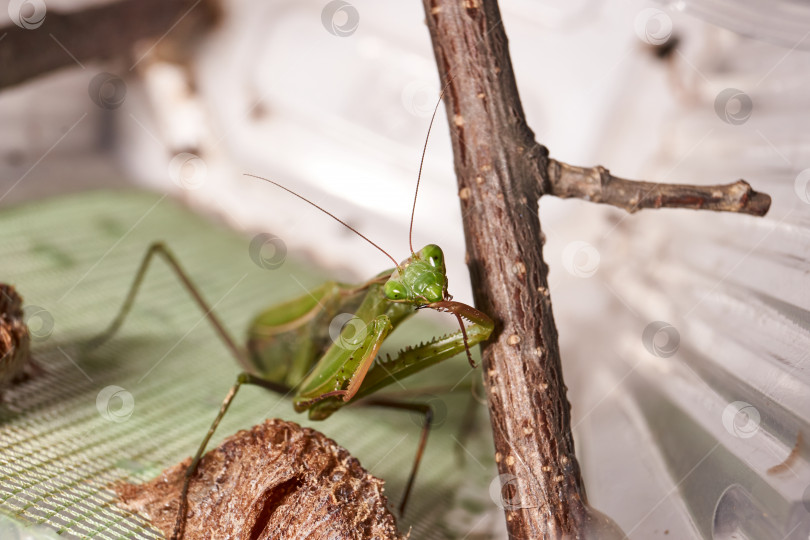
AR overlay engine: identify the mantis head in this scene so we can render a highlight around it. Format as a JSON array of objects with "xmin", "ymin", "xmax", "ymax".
[
  {"xmin": 384, "ymin": 244, "xmax": 450, "ymax": 305},
  {"xmin": 383, "ymin": 244, "xmax": 487, "ymax": 369}
]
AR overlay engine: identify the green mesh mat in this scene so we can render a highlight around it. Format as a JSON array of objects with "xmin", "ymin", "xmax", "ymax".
[{"xmin": 0, "ymin": 190, "xmax": 499, "ymax": 539}]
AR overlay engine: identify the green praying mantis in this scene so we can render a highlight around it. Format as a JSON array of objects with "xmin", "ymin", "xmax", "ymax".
[{"xmin": 90, "ymin": 88, "xmax": 494, "ymax": 539}]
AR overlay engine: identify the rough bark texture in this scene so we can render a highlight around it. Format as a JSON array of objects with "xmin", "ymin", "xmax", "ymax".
[
  {"xmin": 115, "ymin": 419, "xmax": 402, "ymax": 540},
  {"xmin": 421, "ymin": 0, "xmax": 771, "ymax": 538},
  {"xmin": 0, "ymin": 0, "xmax": 219, "ymax": 90},
  {"xmin": 422, "ymin": 1, "xmax": 587, "ymax": 537},
  {"xmin": 546, "ymin": 160, "xmax": 771, "ymax": 216}
]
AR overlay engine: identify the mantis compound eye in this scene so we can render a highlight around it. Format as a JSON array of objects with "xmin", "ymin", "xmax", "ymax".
[
  {"xmin": 421, "ymin": 244, "xmax": 444, "ymax": 269},
  {"xmin": 384, "ymin": 280, "xmax": 408, "ymax": 300},
  {"xmin": 423, "ymin": 283, "xmax": 443, "ymax": 303}
]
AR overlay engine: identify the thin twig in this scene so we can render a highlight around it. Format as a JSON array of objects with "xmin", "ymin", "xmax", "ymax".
[{"xmin": 546, "ymin": 160, "xmax": 771, "ymax": 216}]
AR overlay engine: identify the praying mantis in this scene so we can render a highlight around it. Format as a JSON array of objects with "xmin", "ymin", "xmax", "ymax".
[{"xmin": 91, "ymin": 87, "xmax": 494, "ymax": 539}]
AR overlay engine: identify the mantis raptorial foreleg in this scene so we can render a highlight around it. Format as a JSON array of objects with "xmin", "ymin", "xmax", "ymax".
[{"xmin": 292, "ymin": 314, "xmax": 393, "ymax": 410}]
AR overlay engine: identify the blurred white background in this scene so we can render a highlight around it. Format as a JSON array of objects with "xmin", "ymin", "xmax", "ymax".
[{"xmin": 1, "ymin": 0, "xmax": 810, "ymax": 537}]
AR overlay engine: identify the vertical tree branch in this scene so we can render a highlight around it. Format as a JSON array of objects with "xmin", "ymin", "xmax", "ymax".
[
  {"xmin": 421, "ymin": 1, "xmax": 589, "ymax": 537},
  {"xmin": 421, "ymin": 1, "xmax": 771, "ymax": 537}
]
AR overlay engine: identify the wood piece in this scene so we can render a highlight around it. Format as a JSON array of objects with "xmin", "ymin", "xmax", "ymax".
[
  {"xmin": 115, "ymin": 419, "xmax": 404, "ymax": 540},
  {"xmin": 0, "ymin": 284, "xmax": 30, "ymax": 388},
  {"xmin": 0, "ymin": 0, "xmax": 220, "ymax": 90}
]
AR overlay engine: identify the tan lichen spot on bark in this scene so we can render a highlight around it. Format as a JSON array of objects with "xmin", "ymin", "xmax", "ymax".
[
  {"xmin": 505, "ymin": 455, "xmax": 515, "ymax": 467},
  {"xmin": 495, "ymin": 452, "xmax": 502, "ymax": 463},
  {"xmin": 459, "ymin": 186, "xmax": 472, "ymax": 200},
  {"xmin": 507, "ymin": 334, "xmax": 520, "ymax": 346},
  {"xmin": 454, "ymin": 114, "xmax": 465, "ymax": 126},
  {"xmin": 512, "ymin": 261, "xmax": 526, "ymax": 276},
  {"xmin": 475, "ymin": 175, "xmax": 484, "ymax": 185}
]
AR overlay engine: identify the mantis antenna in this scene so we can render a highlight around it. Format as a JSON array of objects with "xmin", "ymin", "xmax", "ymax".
[
  {"xmin": 408, "ymin": 79, "xmax": 453, "ymax": 256},
  {"xmin": 403, "ymin": 79, "xmax": 477, "ymax": 364},
  {"xmin": 245, "ymin": 173, "xmax": 401, "ymax": 270}
]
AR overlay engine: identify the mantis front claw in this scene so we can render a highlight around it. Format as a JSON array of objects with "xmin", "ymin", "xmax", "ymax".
[{"xmin": 426, "ymin": 300, "xmax": 494, "ymax": 368}]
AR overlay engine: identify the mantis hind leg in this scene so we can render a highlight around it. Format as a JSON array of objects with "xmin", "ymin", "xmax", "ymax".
[
  {"xmin": 171, "ymin": 371, "xmax": 291, "ymax": 540},
  {"xmin": 85, "ymin": 241, "xmax": 252, "ymax": 371},
  {"xmin": 355, "ymin": 397, "xmax": 434, "ymax": 516}
]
